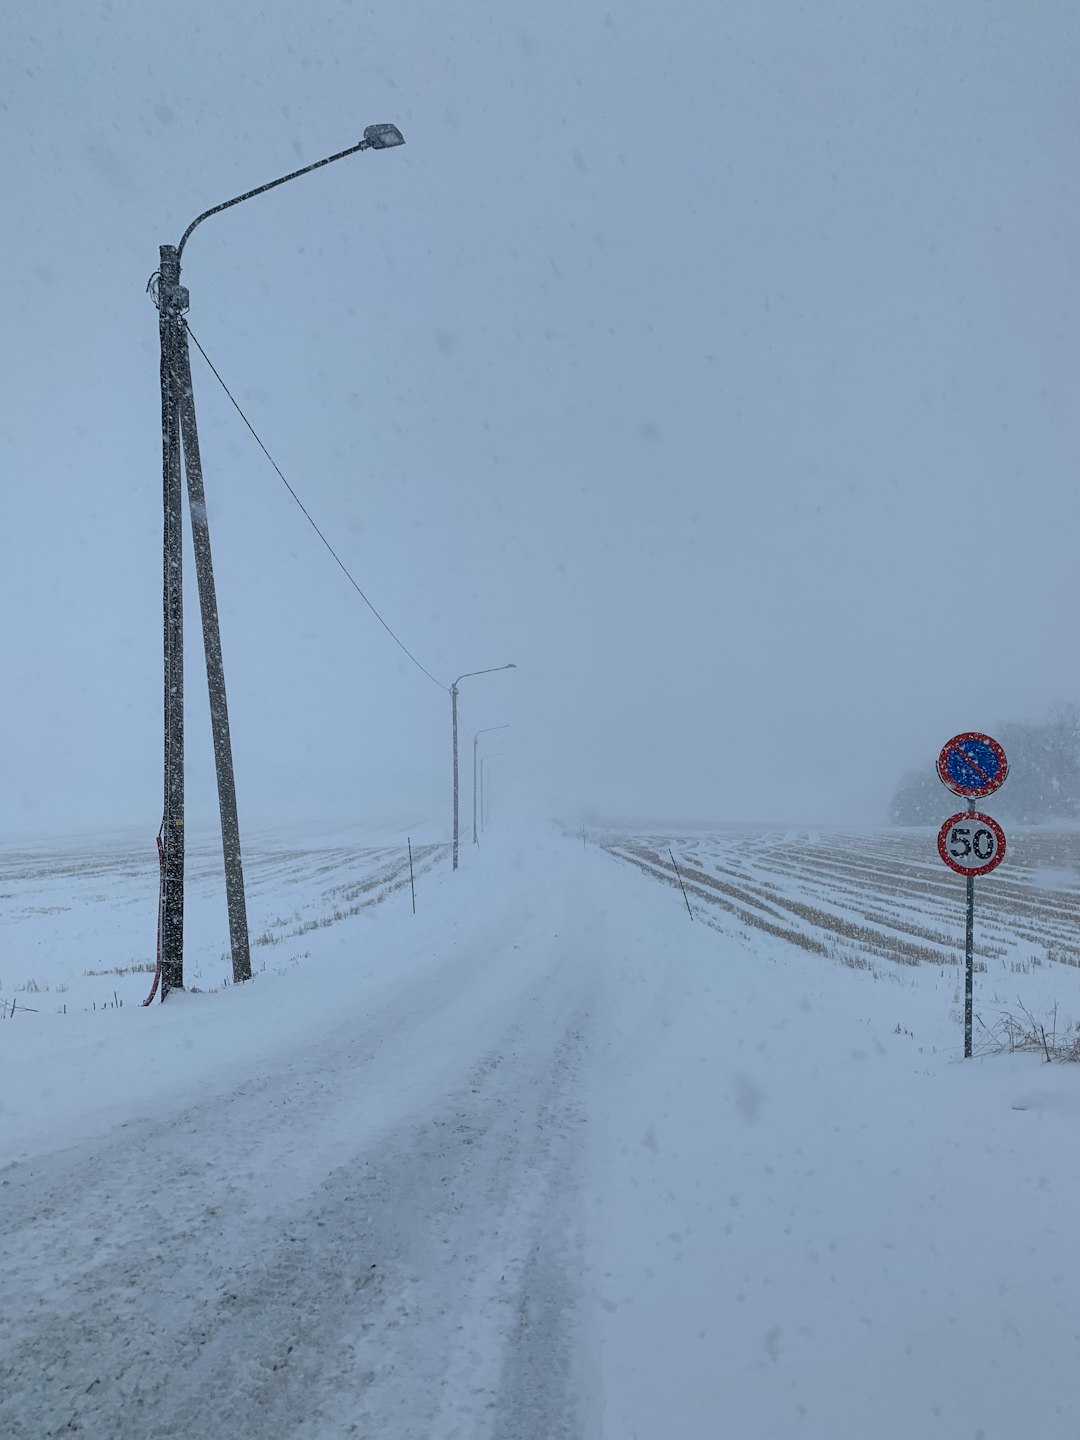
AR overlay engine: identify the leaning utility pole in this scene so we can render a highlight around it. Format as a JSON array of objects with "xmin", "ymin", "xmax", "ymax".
[
  {"xmin": 153, "ymin": 250, "xmax": 251, "ymax": 996},
  {"xmin": 174, "ymin": 305, "xmax": 251, "ymax": 985}
]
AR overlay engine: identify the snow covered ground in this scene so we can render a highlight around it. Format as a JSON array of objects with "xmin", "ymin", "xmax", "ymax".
[
  {"xmin": 0, "ymin": 818, "xmax": 448, "ymax": 1017},
  {"xmin": 2, "ymin": 822, "xmax": 1080, "ymax": 1438}
]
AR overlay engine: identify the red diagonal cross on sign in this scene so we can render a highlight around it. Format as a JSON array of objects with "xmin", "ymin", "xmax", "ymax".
[{"xmin": 950, "ymin": 742, "xmax": 991, "ymax": 784}]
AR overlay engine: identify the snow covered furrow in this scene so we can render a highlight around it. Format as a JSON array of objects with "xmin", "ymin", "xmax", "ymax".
[
  {"xmin": 747, "ymin": 838, "xmax": 1080, "ymax": 966},
  {"xmin": 605, "ymin": 845, "xmax": 834, "ymax": 959},
  {"xmin": 605, "ymin": 829, "xmax": 1080, "ymax": 975},
  {"xmin": 610, "ymin": 843, "xmax": 952, "ymax": 967}
]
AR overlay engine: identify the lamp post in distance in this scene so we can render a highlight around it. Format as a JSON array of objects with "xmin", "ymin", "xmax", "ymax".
[
  {"xmin": 473, "ymin": 724, "xmax": 510, "ymax": 845},
  {"xmin": 155, "ymin": 123, "xmax": 406, "ymax": 998},
  {"xmin": 450, "ymin": 665, "xmax": 516, "ymax": 870}
]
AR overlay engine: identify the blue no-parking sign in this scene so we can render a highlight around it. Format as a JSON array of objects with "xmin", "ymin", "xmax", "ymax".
[{"xmin": 936, "ymin": 732, "xmax": 1008, "ymax": 799}]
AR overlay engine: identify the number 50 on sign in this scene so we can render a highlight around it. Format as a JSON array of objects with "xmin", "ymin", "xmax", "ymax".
[{"xmin": 937, "ymin": 811, "xmax": 1006, "ymax": 877}]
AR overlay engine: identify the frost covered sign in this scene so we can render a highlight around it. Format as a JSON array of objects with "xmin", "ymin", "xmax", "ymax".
[
  {"xmin": 935, "ymin": 730, "xmax": 1009, "ymax": 1058},
  {"xmin": 937, "ymin": 811, "xmax": 1006, "ymax": 877},
  {"xmin": 936, "ymin": 732, "xmax": 1008, "ymax": 798}
]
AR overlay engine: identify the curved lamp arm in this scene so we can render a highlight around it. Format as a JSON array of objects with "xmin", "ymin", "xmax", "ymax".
[
  {"xmin": 452, "ymin": 663, "xmax": 516, "ymax": 692},
  {"xmin": 177, "ymin": 124, "xmax": 405, "ymax": 261}
]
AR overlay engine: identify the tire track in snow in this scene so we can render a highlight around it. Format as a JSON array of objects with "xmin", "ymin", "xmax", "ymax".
[{"xmin": 0, "ymin": 884, "xmax": 602, "ymax": 1440}]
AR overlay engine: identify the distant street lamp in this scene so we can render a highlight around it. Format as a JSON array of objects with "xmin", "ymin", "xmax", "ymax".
[
  {"xmin": 473, "ymin": 725, "xmax": 510, "ymax": 844},
  {"xmin": 154, "ymin": 124, "xmax": 405, "ymax": 998},
  {"xmin": 451, "ymin": 666, "xmax": 515, "ymax": 869}
]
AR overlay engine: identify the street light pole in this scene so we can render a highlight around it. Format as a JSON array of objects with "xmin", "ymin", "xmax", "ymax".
[
  {"xmin": 154, "ymin": 124, "xmax": 406, "ymax": 996},
  {"xmin": 450, "ymin": 665, "xmax": 515, "ymax": 870},
  {"xmin": 473, "ymin": 724, "xmax": 510, "ymax": 845},
  {"xmin": 452, "ymin": 682, "xmax": 459, "ymax": 870}
]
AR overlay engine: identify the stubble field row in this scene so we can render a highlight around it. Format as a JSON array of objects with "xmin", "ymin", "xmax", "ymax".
[
  {"xmin": 0, "ymin": 826, "xmax": 447, "ymax": 1014},
  {"xmin": 600, "ymin": 826, "xmax": 1080, "ymax": 977}
]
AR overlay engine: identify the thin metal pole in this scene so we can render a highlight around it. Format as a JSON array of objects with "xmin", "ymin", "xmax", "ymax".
[
  {"xmin": 174, "ymin": 319, "xmax": 252, "ymax": 985},
  {"xmin": 471, "ymin": 724, "xmax": 509, "ymax": 848},
  {"xmin": 480, "ymin": 756, "xmax": 485, "ymax": 836},
  {"xmin": 408, "ymin": 838, "xmax": 416, "ymax": 914},
  {"xmin": 451, "ymin": 684, "xmax": 460, "ymax": 870},
  {"xmin": 158, "ymin": 245, "xmax": 185, "ymax": 998},
  {"xmin": 964, "ymin": 796, "xmax": 977, "ymax": 1058},
  {"xmin": 965, "ymin": 872, "xmax": 975, "ymax": 1058},
  {"xmin": 670, "ymin": 848, "xmax": 694, "ymax": 921},
  {"xmin": 450, "ymin": 668, "xmax": 514, "ymax": 865},
  {"xmin": 472, "ymin": 732, "xmax": 479, "ymax": 846}
]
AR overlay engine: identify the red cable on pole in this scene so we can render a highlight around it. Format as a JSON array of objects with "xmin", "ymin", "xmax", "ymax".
[{"xmin": 142, "ymin": 830, "xmax": 165, "ymax": 1006}]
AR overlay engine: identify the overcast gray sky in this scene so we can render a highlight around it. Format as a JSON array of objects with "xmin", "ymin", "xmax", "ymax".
[{"xmin": 2, "ymin": 0, "xmax": 1077, "ymax": 837}]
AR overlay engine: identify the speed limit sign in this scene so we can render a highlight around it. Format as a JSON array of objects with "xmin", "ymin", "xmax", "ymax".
[{"xmin": 937, "ymin": 811, "xmax": 1006, "ymax": 877}]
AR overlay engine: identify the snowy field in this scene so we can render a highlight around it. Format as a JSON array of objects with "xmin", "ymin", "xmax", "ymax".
[
  {"xmin": 0, "ymin": 819, "xmax": 447, "ymax": 1015},
  {"xmin": 603, "ymin": 825, "xmax": 1080, "ymax": 1056},
  {"xmin": 3, "ymin": 821, "xmax": 1080, "ymax": 1438}
]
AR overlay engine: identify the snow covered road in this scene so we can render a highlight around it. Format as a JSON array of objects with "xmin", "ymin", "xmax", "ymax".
[
  {"xmin": 3, "ymin": 826, "xmax": 1080, "ymax": 1438},
  {"xmin": 2, "ymin": 847, "xmax": 605, "ymax": 1438}
]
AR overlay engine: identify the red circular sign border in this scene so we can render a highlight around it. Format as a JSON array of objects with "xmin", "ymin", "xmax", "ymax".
[
  {"xmin": 936, "ymin": 732, "xmax": 1009, "ymax": 799},
  {"xmin": 937, "ymin": 811, "xmax": 1007, "ymax": 877}
]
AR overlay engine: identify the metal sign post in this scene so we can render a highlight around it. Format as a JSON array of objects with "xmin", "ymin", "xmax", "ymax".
[
  {"xmin": 936, "ymin": 733, "xmax": 1009, "ymax": 1058},
  {"xmin": 973, "ymin": 864, "xmax": 979, "ymax": 1059}
]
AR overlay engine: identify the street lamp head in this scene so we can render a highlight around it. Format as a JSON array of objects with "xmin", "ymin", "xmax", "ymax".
[{"xmin": 364, "ymin": 123, "xmax": 406, "ymax": 149}]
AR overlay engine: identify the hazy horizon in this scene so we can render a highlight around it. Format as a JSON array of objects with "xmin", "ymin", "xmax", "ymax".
[{"xmin": 3, "ymin": 0, "xmax": 1077, "ymax": 840}]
